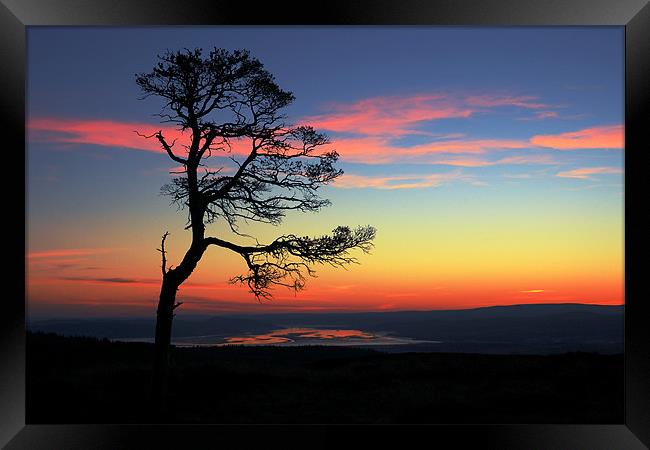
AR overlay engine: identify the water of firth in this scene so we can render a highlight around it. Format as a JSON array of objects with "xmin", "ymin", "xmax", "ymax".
[{"xmin": 119, "ymin": 328, "xmax": 437, "ymax": 347}]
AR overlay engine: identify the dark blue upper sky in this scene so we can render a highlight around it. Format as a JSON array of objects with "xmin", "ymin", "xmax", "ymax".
[{"xmin": 28, "ymin": 26, "xmax": 623, "ymax": 128}]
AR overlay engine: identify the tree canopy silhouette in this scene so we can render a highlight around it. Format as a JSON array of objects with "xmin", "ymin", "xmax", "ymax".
[{"xmin": 135, "ymin": 48, "xmax": 376, "ymax": 411}]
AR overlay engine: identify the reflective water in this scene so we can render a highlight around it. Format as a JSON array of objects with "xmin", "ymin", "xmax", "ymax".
[
  {"xmin": 170, "ymin": 327, "xmax": 437, "ymax": 347},
  {"xmin": 115, "ymin": 327, "xmax": 438, "ymax": 347}
]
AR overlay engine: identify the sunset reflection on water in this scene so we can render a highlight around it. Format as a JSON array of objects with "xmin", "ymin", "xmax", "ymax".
[
  {"xmin": 119, "ymin": 327, "xmax": 436, "ymax": 347},
  {"xmin": 222, "ymin": 327, "xmax": 376, "ymax": 345}
]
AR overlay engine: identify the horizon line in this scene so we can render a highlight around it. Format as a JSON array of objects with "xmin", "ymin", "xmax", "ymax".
[{"xmin": 27, "ymin": 301, "xmax": 624, "ymax": 322}]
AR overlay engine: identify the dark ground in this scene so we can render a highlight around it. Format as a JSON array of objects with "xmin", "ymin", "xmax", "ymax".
[{"xmin": 26, "ymin": 332, "xmax": 623, "ymax": 424}]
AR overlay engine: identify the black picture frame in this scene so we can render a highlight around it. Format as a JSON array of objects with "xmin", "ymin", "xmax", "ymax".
[{"xmin": 2, "ymin": 0, "xmax": 648, "ymax": 448}]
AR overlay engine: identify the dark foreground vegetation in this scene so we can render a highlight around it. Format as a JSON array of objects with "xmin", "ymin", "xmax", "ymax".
[{"xmin": 27, "ymin": 332, "xmax": 623, "ymax": 424}]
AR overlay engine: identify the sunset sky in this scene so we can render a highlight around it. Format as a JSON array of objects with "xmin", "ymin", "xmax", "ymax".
[{"xmin": 26, "ymin": 27, "xmax": 624, "ymax": 318}]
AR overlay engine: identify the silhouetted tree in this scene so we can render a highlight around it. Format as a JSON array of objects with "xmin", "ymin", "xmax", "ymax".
[{"xmin": 135, "ymin": 48, "xmax": 376, "ymax": 412}]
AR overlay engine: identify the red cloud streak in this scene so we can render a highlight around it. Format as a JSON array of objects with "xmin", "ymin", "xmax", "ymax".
[
  {"xmin": 530, "ymin": 125, "xmax": 624, "ymax": 150},
  {"xmin": 28, "ymin": 118, "xmax": 274, "ymax": 157},
  {"xmin": 29, "ymin": 118, "xmax": 186, "ymax": 153}
]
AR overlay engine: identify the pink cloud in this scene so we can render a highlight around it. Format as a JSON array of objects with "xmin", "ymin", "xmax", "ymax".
[
  {"xmin": 29, "ymin": 118, "xmax": 188, "ymax": 153},
  {"xmin": 302, "ymin": 92, "xmax": 560, "ymax": 138},
  {"xmin": 333, "ymin": 171, "xmax": 476, "ymax": 190},
  {"xmin": 556, "ymin": 167, "xmax": 623, "ymax": 179},
  {"xmin": 329, "ymin": 136, "xmax": 531, "ymax": 164},
  {"xmin": 28, "ymin": 117, "xmax": 273, "ymax": 158},
  {"xmin": 302, "ymin": 94, "xmax": 474, "ymax": 137},
  {"xmin": 530, "ymin": 125, "xmax": 624, "ymax": 150}
]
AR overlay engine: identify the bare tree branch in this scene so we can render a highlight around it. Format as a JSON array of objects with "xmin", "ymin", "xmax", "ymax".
[
  {"xmin": 134, "ymin": 130, "xmax": 188, "ymax": 165},
  {"xmin": 204, "ymin": 225, "xmax": 376, "ymax": 298},
  {"xmin": 157, "ymin": 231, "xmax": 170, "ymax": 275}
]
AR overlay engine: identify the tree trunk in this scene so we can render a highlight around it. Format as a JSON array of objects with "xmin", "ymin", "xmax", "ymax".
[
  {"xmin": 151, "ymin": 189, "xmax": 206, "ymax": 415},
  {"xmin": 152, "ymin": 276, "xmax": 177, "ymax": 416}
]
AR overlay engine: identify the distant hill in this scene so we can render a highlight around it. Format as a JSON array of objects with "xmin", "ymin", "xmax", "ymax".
[
  {"xmin": 231, "ymin": 303, "xmax": 624, "ymax": 354},
  {"xmin": 28, "ymin": 303, "xmax": 623, "ymax": 354},
  {"xmin": 233, "ymin": 303, "xmax": 622, "ymax": 328}
]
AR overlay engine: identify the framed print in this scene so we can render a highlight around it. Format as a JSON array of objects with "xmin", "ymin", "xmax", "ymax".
[{"xmin": 2, "ymin": 0, "xmax": 649, "ymax": 448}]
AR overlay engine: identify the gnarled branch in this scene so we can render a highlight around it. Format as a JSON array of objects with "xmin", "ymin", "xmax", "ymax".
[
  {"xmin": 134, "ymin": 130, "xmax": 188, "ymax": 165},
  {"xmin": 157, "ymin": 231, "xmax": 170, "ymax": 276},
  {"xmin": 205, "ymin": 225, "xmax": 376, "ymax": 299}
]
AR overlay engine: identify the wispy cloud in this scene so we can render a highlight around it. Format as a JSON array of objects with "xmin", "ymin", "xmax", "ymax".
[
  {"xmin": 27, "ymin": 248, "xmax": 119, "ymax": 259},
  {"xmin": 28, "ymin": 248, "xmax": 125, "ymax": 277},
  {"xmin": 386, "ymin": 153, "xmax": 557, "ymax": 168},
  {"xmin": 301, "ymin": 94, "xmax": 474, "ymax": 137},
  {"xmin": 55, "ymin": 276, "xmax": 158, "ymax": 288},
  {"xmin": 29, "ymin": 118, "xmax": 187, "ymax": 153},
  {"xmin": 464, "ymin": 94, "xmax": 551, "ymax": 110},
  {"xmin": 28, "ymin": 117, "xmax": 265, "ymax": 159},
  {"xmin": 59, "ymin": 276, "xmax": 150, "ymax": 284},
  {"xmin": 426, "ymin": 157, "xmax": 494, "ymax": 167},
  {"xmin": 302, "ymin": 92, "xmax": 557, "ymax": 138},
  {"xmin": 504, "ymin": 173, "xmax": 533, "ymax": 179},
  {"xmin": 518, "ymin": 111, "xmax": 591, "ymax": 121},
  {"xmin": 56, "ymin": 275, "xmax": 236, "ymax": 291},
  {"xmin": 495, "ymin": 154, "xmax": 558, "ymax": 165},
  {"xmin": 330, "ymin": 136, "xmax": 532, "ymax": 164},
  {"xmin": 556, "ymin": 166, "xmax": 623, "ymax": 179},
  {"xmin": 517, "ymin": 111, "xmax": 560, "ymax": 121},
  {"xmin": 530, "ymin": 125, "xmax": 624, "ymax": 150},
  {"xmin": 331, "ymin": 152, "xmax": 560, "ymax": 190},
  {"xmin": 534, "ymin": 111, "xmax": 560, "ymax": 119},
  {"xmin": 333, "ymin": 171, "xmax": 476, "ymax": 190}
]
